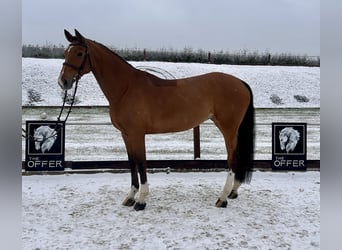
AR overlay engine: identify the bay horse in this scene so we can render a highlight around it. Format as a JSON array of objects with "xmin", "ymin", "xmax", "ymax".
[{"xmin": 58, "ymin": 29, "xmax": 254, "ymax": 211}]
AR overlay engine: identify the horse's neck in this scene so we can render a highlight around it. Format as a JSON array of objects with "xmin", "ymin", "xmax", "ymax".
[{"xmin": 87, "ymin": 40, "xmax": 136, "ymax": 104}]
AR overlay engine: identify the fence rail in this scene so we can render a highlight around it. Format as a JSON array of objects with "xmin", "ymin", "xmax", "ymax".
[
  {"xmin": 22, "ymin": 160, "xmax": 320, "ymax": 174},
  {"xmin": 22, "ymin": 106, "xmax": 320, "ymax": 172}
]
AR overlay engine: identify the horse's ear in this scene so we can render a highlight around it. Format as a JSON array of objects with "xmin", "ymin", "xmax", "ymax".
[
  {"xmin": 74, "ymin": 29, "xmax": 85, "ymax": 43},
  {"xmin": 64, "ymin": 29, "xmax": 75, "ymax": 43}
]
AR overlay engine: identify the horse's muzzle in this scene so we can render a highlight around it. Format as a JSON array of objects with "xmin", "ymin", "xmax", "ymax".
[{"xmin": 58, "ymin": 77, "xmax": 74, "ymax": 90}]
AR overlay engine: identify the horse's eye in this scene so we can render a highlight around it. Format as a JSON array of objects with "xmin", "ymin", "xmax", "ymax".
[{"xmin": 77, "ymin": 52, "xmax": 83, "ymax": 57}]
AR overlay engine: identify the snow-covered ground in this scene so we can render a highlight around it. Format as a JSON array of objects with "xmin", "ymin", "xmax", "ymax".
[
  {"xmin": 22, "ymin": 171, "xmax": 320, "ymax": 249},
  {"xmin": 22, "ymin": 58, "xmax": 320, "ymax": 108}
]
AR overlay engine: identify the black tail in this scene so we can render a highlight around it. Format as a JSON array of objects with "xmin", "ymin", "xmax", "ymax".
[{"xmin": 235, "ymin": 81, "xmax": 255, "ymax": 183}]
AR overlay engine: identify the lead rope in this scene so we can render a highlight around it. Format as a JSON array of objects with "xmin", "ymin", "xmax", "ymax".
[
  {"xmin": 22, "ymin": 79, "xmax": 79, "ymax": 142},
  {"xmin": 59, "ymin": 78, "xmax": 79, "ymax": 123}
]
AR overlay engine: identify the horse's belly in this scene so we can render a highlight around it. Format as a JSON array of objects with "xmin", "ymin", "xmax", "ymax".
[{"xmin": 147, "ymin": 109, "xmax": 211, "ymax": 134}]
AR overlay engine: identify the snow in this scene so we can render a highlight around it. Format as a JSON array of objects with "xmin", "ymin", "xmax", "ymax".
[
  {"xmin": 22, "ymin": 58, "xmax": 320, "ymax": 108},
  {"xmin": 22, "ymin": 171, "xmax": 320, "ymax": 249},
  {"xmin": 22, "ymin": 58, "xmax": 320, "ymax": 248}
]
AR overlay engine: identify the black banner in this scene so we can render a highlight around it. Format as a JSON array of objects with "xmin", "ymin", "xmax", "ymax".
[
  {"xmin": 272, "ymin": 123, "xmax": 307, "ymax": 170},
  {"xmin": 25, "ymin": 121, "xmax": 65, "ymax": 171}
]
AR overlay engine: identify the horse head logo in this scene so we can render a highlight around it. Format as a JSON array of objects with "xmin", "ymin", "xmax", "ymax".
[
  {"xmin": 33, "ymin": 126, "xmax": 57, "ymax": 153},
  {"xmin": 279, "ymin": 127, "xmax": 300, "ymax": 153}
]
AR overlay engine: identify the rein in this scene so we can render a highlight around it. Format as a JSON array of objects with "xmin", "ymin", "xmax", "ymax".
[
  {"xmin": 22, "ymin": 43, "xmax": 90, "ymax": 142},
  {"xmin": 22, "ymin": 81, "xmax": 79, "ymax": 142}
]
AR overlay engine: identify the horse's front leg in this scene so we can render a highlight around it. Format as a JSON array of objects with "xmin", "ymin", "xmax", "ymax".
[
  {"xmin": 122, "ymin": 133, "xmax": 149, "ymax": 211},
  {"xmin": 133, "ymin": 159, "xmax": 149, "ymax": 211},
  {"xmin": 122, "ymin": 155, "xmax": 139, "ymax": 207}
]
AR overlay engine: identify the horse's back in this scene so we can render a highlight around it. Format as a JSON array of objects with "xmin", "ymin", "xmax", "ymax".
[
  {"xmin": 178, "ymin": 72, "xmax": 251, "ymax": 110},
  {"xmin": 180, "ymin": 72, "xmax": 249, "ymax": 95},
  {"xmin": 138, "ymin": 71, "xmax": 250, "ymax": 103}
]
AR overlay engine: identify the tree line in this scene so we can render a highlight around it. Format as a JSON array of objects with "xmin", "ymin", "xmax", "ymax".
[{"xmin": 22, "ymin": 44, "xmax": 320, "ymax": 67}]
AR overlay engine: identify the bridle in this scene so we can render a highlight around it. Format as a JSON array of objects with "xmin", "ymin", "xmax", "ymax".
[
  {"xmin": 58, "ymin": 42, "xmax": 92, "ymax": 122},
  {"xmin": 22, "ymin": 43, "xmax": 92, "ymax": 142},
  {"xmin": 63, "ymin": 43, "xmax": 92, "ymax": 79}
]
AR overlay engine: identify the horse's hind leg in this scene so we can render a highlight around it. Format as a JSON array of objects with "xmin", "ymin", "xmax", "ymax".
[
  {"xmin": 214, "ymin": 125, "xmax": 239, "ymax": 207},
  {"xmin": 216, "ymin": 168, "xmax": 235, "ymax": 207},
  {"xmin": 228, "ymin": 180, "xmax": 241, "ymax": 199}
]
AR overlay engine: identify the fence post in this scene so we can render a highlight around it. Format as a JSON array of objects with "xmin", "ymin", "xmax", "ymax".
[
  {"xmin": 267, "ymin": 54, "xmax": 271, "ymax": 65},
  {"xmin": 193, "ymin": 126, "xmax": 200, "ymax": 159},
  {"xmin": 144, "ymin": 49, "xmax": 146, "ymax": 61},
  {"xmin": 208, "ymin": 52, "xmax": 211, "ymax": 64}
]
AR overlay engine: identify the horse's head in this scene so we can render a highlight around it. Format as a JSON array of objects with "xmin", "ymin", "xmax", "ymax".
[
  {"xmin": 33, "ymin": 126, "xmax": 56, "ymax": 153},
  {"xmin": 279, "ymin": 127, "xmax": 300, "ymax": 153},
  {"xmin": 58, "ymin": 29, "xmax": 92, "ymax": 90}
]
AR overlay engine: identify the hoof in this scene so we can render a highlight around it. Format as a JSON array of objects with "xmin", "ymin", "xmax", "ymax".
[
  {"xmin": 122, "ymin": 198, "xmax": 136, "ymax": 207},
  {"xmin": 134, "ymin": 202, "xmax": 146, "ymax": 211},
  {"xmin": 215, "ymin": 198, "xmax": 227, "ymax": 208},
  {"xmin": 228, "ymin": 191, "xmax": 238, "ymax": 199}
]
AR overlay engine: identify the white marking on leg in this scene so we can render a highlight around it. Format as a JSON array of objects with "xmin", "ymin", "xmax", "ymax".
[
  {"xmin": 137, "ymin": 183, "xmax": 149, "ymax": 204},
  {"xmin": 232, "ymin": 180, "xmax": 241, "ymax": 192},
  {"xmin": 122, "ymin": 185, "xmax": 139, "ymax": 205},
  {"xmin": 220, "ymin": 170, "xmax": 235, "ymax": 201},
  {"xmin": 127, "ymin": 186, "xmax": 138, "ymax": 200},
  {"xmin": 228, "ymin": 179, "xmax": 241, "ymax": 198}
]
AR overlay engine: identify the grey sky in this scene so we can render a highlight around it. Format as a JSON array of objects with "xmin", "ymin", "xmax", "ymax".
[{"xmin": 22, "ymin": 0, "xmax": 320, "ymax": 55}]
